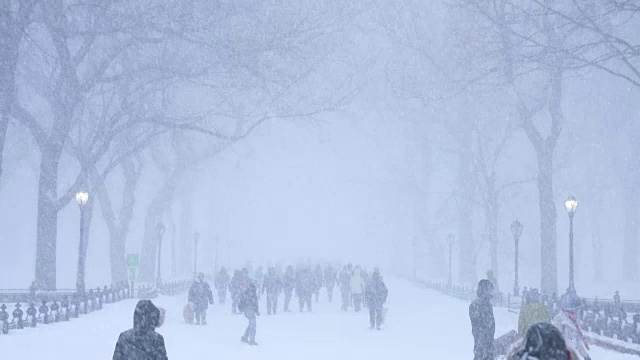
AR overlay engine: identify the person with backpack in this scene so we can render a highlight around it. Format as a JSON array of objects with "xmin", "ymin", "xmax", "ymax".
[
  {"xmin": 469, "ymin": 279, "xmax": 495, "ymax": 360},
  {"xmin": 518, "ymin": 288, "xmax": 550, "ymax": 337},
  {"xmin": 113, "ymin": 300, "xmax": 168, "ymax": 360},
  {"xmin": 365, "ymin": 268, "xmax": 388, "ymax": 330},
  {"xmin": 188, "ymin": 272, "xmax": 214, "ymax": 325}
]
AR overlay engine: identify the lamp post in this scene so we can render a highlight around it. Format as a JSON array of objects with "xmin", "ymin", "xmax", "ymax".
[
  {"xmin": 564, "ymin": 195, "xmax": 578, "ymax": 294},
  {"xmin": 75, "ymin": 191, "xmax": 89, "ymax": 295},
  {"xmin": 155, "ymin": 222, "xmax": 166, "ymax": 288},
  {"xmin": 193, "ymin": 232, "xmax": 200, "ymax": 277},
  {"xmin": 447, "ymin": 234, "xmax": 454, "ymax": 287},
  {"xmin": 510, "ymin": 219, "xmax": 523, "ymax": 297}
]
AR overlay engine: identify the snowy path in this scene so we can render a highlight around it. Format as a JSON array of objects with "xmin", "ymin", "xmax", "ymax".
[{"xmin": 3, "ymin": 277, "xmax": 634, "ymax": 359}]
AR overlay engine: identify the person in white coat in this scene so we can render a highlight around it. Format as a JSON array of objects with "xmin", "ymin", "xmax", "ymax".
[
  {"xmin": 350, "ymin": 267, "xmax": 365, "ymax": 312},
  {"xmin": 552, "ymin": 293, "xmax": 591, "ymax": 360}
]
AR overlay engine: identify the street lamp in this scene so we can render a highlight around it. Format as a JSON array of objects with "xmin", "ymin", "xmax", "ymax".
[
  {"xmin": 193, "ymin": 232, "xmax": 200, "ymax": 277},
  {"xmin": 75, "ymin": 191, "xmax": 89, "ymax": 295},
  {"xmin": 564, "ymin": 195, "xmax": 578, "ymax": 294},
  {"xmin": 447, "ymin": 234, "xmax": 454, "ymax": 287},
  {"xmin": 155, "ymin": 222, "xmax": 166, "ymax": 288},
  {"xmin": 510, "ymin": 220, "xmax": 523, "ymax": 297}
]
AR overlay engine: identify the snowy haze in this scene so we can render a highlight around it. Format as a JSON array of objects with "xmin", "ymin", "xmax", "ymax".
[{"xmin": 1, "ymin": 0, "xmax": 639, "ymax": 301}]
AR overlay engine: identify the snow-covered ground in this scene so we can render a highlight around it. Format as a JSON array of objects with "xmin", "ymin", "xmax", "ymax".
[{"xmin": 2, "ymin": 277, "xmax": 633, "ymax": 359}]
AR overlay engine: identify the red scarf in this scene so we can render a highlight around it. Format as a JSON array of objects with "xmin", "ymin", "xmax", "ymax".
[{"xmin": 567, "ymin": 312, "xmax": 590, "ymax": 351}]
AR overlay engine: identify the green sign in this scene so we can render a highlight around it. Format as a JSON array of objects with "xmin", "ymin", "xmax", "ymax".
[{"xmin": 127, "ymin": 254, "xmax": 139, "ymax": 268}]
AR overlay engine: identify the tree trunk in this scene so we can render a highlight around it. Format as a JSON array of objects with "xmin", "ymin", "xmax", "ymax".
[
  {"xmin": 537, "ymin": 149, "xmax": 558, "ymax": 295},
  {"xmin": 487, "ymin": 195, "xmax": 499, "ymax": 277},
  {"xmin": 35, "ymin": 142, "xmax": 64, "ymax": 290},
  {"xmin": 458, "ymin": 139, "xmax": 476, "ymax": 285},
  {"xmin": 623, "ymin": 141, "xmax": 640, "ymax": 280},
  {"xmin": 180, "ymin": 188, "xmax": 194, "ymax": 276},
  {"xmin": 138, "ymin": 164, "xmax": 186, "ymax": 282}
]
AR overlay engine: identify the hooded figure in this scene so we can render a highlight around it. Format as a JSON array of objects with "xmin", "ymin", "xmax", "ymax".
[
  {"xmin": 324, "ymin": 265, "xmax": 337, "ymax": 302},
  {"xmin": 113, "ymin": 300, "xmax": 168, "ymax": 360},
  {"xmin": 350, "ymin": 267, "xmax": 365, "ymax": 312},
  {"xmin": 214, "ymin": 267, "xmax": 231, "ymax": 304},
  {"xmin": 229, "ymin": 270, "xmax": 242, "ymax": 314},
  {"xmin": 552, "ymin": 294, "xmax": 591, "ymax": 360},
  {"xmin": 238, "ymin": 271, "xmax": 260, "ymax": 346},
  {"xmin": 262, "ymin": 266, "xmax": 282, "ymax": 315},
  {"xmin": 339, "ymin": 266, "xmax": 351, "ymax": 311},
  {"xmin": 188, "ymin": 272, "xmax": 214, "ymax": 325},
  {"xmin": 506, "ymin": 322, "xmax": 580, "ymax": 360},
  {"xmin": 469, "ymin": 279, "xmax": 495, "ymax": 360}
]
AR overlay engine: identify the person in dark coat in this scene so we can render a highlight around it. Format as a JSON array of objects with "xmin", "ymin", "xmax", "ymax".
[
  {"xmin": 238, "ymin": 271, "xmax": 259, "ymax": 345},
  {"xmin": 313, "ymin": 265, "xmax": 324, "ymax": 303},
  {"xmin": 113, "ymin": 300, "xmax": 168, "ymax": 360},
  {"xmin": 470, "ymin": 279, "xmax": 496, "ymax": 360},
  {"xmin": 339, "ymin": 266, "xmax": 351, "ymax": 311},
  {"xmin": 365, "ymin": 269, "xmax": 388, "ymax": 330},
  {"xmin": 296, "ymin": 266, "xmax": 314, "ymax": 312},
  {"xmin": 214, "ymin": 267, "xmax": 231, "ymax": 304},
  {"xmin": 229, "ymin": 270, "xmax": 241, "ymax": 314},
  {"xmin": 282, "ymin": 265, "xmax": 296, "ymax": 312},
  {"xmin": 188, "ymin": 272, "xmax": 213, "ymax": 325},
  {"xmin": 262, "ymin": 266, "xmax": 282, "ymax": 315},
  {"xmin": 324, "ymin": 264, "xmax": 337, "ymax": 302}
]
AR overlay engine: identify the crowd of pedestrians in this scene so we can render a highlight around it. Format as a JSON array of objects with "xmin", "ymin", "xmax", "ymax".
[{"xmin": 113, "ymin": 262, "xmax": 389, "ymax": 358}]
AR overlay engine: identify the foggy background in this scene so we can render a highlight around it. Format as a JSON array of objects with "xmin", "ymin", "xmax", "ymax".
[{"xmin": 0, "ymin": 0, "xmax": 638, "ymax": 299}]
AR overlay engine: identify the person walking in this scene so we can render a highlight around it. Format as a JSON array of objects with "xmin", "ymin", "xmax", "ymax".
[
  {"xmin": 469, "ymin": 279, "xmax": 495, "ymax": 360},
  {"xmin": 313, "ymin": 264, "xmax": 324, "ymax": 303},
  {"xmin": 350, "ymin": 267, "xmax": 365, "ymax": 312},
  {"xmin": 283, "ymin": 265, "xmax": 296, "ymax": 312},
  {"xmin": 229, "ymin": 270, "xmax": 241, "ymax": 314},
  {"xmin": 113, "ymin": 300, "xmax": 168, "ymax": 360},
  {"xmin": 188, "ymin": 272, "xmax": 214, "ymax": 325},
  {"xmin": 296, "ymin": 266, "xmax": 314, "ymax": 312},
  {"xmin": 553, "ymin": 293, "xmax": 591, "ymax": 360},
  {"xmin": 365, "ymin": 269, "xmax": 388, "ymax": 330},
  {"xmin": 214, "ymin": 267, "xmax": 231, "ymax": 304},
  {"xmin": 324, "ymin": 264, "xmax": 337, "ymax": 302},
  {"xmin": 238, "ymin": 271, "xmax": 259, "ymax": 346},
  {"xmin": 262, "ymin": 266, "xmax": 282, "ymax": 315},
  {"xmin": 339, "ymin": 265, "xmax": 351, "ymax": 311}
]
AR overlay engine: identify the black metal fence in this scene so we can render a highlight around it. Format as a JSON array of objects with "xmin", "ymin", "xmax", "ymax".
[{"xmin": 0, "ymin": 279, "xmax": 192, "ymax": 335}]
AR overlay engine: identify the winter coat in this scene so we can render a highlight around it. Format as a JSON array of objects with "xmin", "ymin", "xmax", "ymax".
[
  {"xmin": 552, "ymin": 311, "xmax": 590, "ymax": 359},
  {"xmin": 350, "ymin": 272, "xmax": 364, "ymax": 295},
  {"xmin": 238, "ymin": 281, "xmax": 259, "ymax": 313},
  {"xmin": 324, "ymin": 267, "xmax": 337, "ymax": 288},
  {"xmin": 295, "ymin": 269, "xmax": 315, "ymax": 296},
  {"xmin": 214, "ymin": 270, "xmax": 230, "ymax": 291},
  {"xmin": 113, "ymin": 300, "xmax": 168, "ymax": 360},
  {"xmin": 339, "ymin": 269, "xmax": 351, "ymax": 292},
  {"xmin": 365, "ymin": 274, "xmax": 388, "ymax": 308},
  {"xmin": 470, "ymin": 280, "xmax": 495, "ymax": 360},
  {"xmin": 262, "ymin": 273, "xmax": 282, "ymax": 295},
  {"xmin": 283, "ymin": 270, "xmax": 296, "ymax": 293},
  {"xmin": 518, "ymin": 302, "xmax": 550, "ymax": 336},
  {"xmin": 188, "ymin": 281, "xmax": 213, "ymax": 311}
]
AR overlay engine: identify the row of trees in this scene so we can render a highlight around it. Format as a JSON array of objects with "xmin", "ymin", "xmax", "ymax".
[
  {"xmin": 1, "ymin": 0, "xmax": 361, "ymax": 289},
  {"xmin": 376, "ymin": 0, "xmax": 639, "ymax": 293}
]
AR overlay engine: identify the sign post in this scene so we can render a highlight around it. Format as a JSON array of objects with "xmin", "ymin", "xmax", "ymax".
[{"xmin": 127, "ymin": 254, "xmax": 139, "ymax": 298}]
